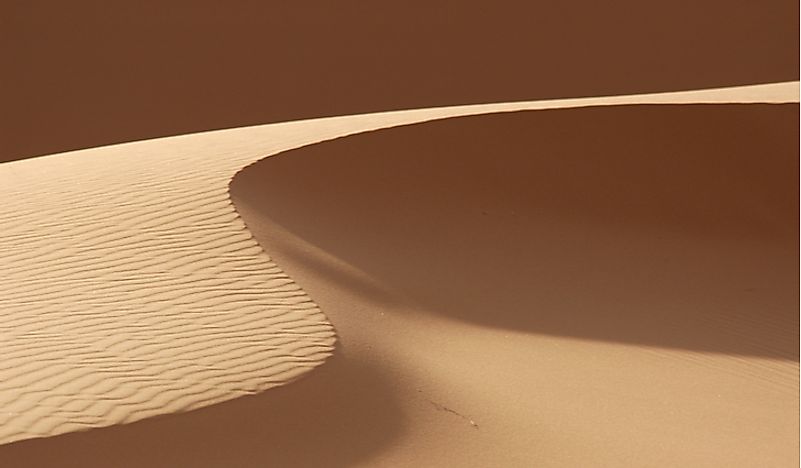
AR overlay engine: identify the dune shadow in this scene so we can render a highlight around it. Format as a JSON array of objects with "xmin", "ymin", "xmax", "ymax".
[
  {"xmin": 230, "ymin": 104, "xmax": 799, "ymax": 360},
  {"xmin": 0, "ymin": 353, "xmax": 403, "ymax": 468}
]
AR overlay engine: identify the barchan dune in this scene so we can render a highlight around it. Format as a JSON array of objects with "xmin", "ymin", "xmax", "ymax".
[{"xmin": 0, "ymin": 83, "xmax": 798, "ymax": 467}]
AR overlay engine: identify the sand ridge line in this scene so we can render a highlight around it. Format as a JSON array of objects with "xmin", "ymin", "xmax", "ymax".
[{"xmin": 0, "ymin": 81, "xmax": 797, "ymax": 445}]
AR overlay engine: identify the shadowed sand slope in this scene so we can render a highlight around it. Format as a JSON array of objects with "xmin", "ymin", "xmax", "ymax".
[
  {"xmin": 0, "ymin": 85, "xmax": 797, "ymax": 466},
  {"xmin": 227, "ymin": 104, "xmax": 798, "ymax": 466},
  {"xmin": 2, "ymin": 1, "xmax": 798, "ymax": 161},
  {"xmin": 0, "ymin": 356, "xmax": 404, "ymax": 468},
  {"xmin": 232, "ymin": 104, "xmax": 799, "ymax": 359}
]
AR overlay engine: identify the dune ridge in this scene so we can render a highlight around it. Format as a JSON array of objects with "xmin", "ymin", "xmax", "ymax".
[
  {"xmin": 229, "ymin": 103, "xmax": 798, "ymax": 466},
  {"xmin": 0, "ymin": 81, "xmax": 797, "ymax": 446}
]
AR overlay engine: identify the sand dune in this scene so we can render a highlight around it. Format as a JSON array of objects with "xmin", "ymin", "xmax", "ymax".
[
  {"xmin": 237, "ymin": 104, "xmax": 798, "ymax": 359},
  {"xmin": 0, "ymin": 84, "xmax": 798, "ymax": 466},
  {"xmin": 0, "ymin": 130, "xmax": 337, "ymax": 443},
  {"xmin": 229, "ymin": 104, "xmax": 799, "ymax": 467}
]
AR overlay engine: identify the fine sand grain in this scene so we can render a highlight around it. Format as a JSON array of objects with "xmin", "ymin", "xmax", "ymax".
[{"xmin": 0, "ymin": 83, "xmax": 797, "ymax": 466}]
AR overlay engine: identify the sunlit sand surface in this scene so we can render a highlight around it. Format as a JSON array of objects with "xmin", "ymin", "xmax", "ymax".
[{"xmin": 0, "ymin": 83, "xmax": 797, "ymax": 466}]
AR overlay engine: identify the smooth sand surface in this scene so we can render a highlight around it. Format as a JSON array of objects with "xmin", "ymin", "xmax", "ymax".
[
  {"xmin": 232, "ymin": 104, "xmax": 799, "ymax": 467},
  {"xmin": 0, "ymin": 83, "xmax": 798, "ymax": 466}
]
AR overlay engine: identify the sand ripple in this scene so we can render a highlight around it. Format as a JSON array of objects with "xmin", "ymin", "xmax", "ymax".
[{"xmin": 0, "ymin": 82, "xmax": 796, "ymax": 444}]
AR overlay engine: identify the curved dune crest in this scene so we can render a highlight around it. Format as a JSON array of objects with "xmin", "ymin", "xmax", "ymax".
[
  {"xmin": 0, "ymin": 138, "xmax": 336, "ymax": 443},
  {"xmin": 230, "ymin": 104, "xmax": 799, "ymax": 466},
  {"xmin": 236, "ymin": 103, "xmax": 799, "ymax": 360},
  {"xmin": 0, "ymin": 82, "xmax": 797, "ymax": 445}
]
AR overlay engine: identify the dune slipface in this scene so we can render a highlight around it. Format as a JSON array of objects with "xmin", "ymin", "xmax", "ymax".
[
  {"xmin": 230, "ymin": 103, "xmax": 799, "ymax": 467},
  {"xmin": 0, "ymin": 82, "xmax": 797, "ymax": 446}
]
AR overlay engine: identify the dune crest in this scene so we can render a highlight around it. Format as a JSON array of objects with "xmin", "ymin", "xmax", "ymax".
[
  {"xmin": 229, "ymin": 104, "xmax": 799, "ymax": 466},
  {"xmin": 0, "ymin": 82, "xmax": 797, "ymax": 446}
]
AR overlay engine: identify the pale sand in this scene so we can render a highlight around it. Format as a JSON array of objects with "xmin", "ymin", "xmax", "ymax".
[{"xmin": 0, "ymin": 83, "xmax": 798, "ymax": 466}]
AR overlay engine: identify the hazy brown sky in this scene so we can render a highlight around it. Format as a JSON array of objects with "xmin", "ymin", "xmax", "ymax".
[{"xmin": 2, "ymin": 1, "xmax": 798, "ymax": 162}]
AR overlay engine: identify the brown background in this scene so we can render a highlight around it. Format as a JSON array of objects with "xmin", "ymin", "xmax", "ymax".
[{"xmin": 1, "ymin": 1, "xmax": 798, "ymax": 162}]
